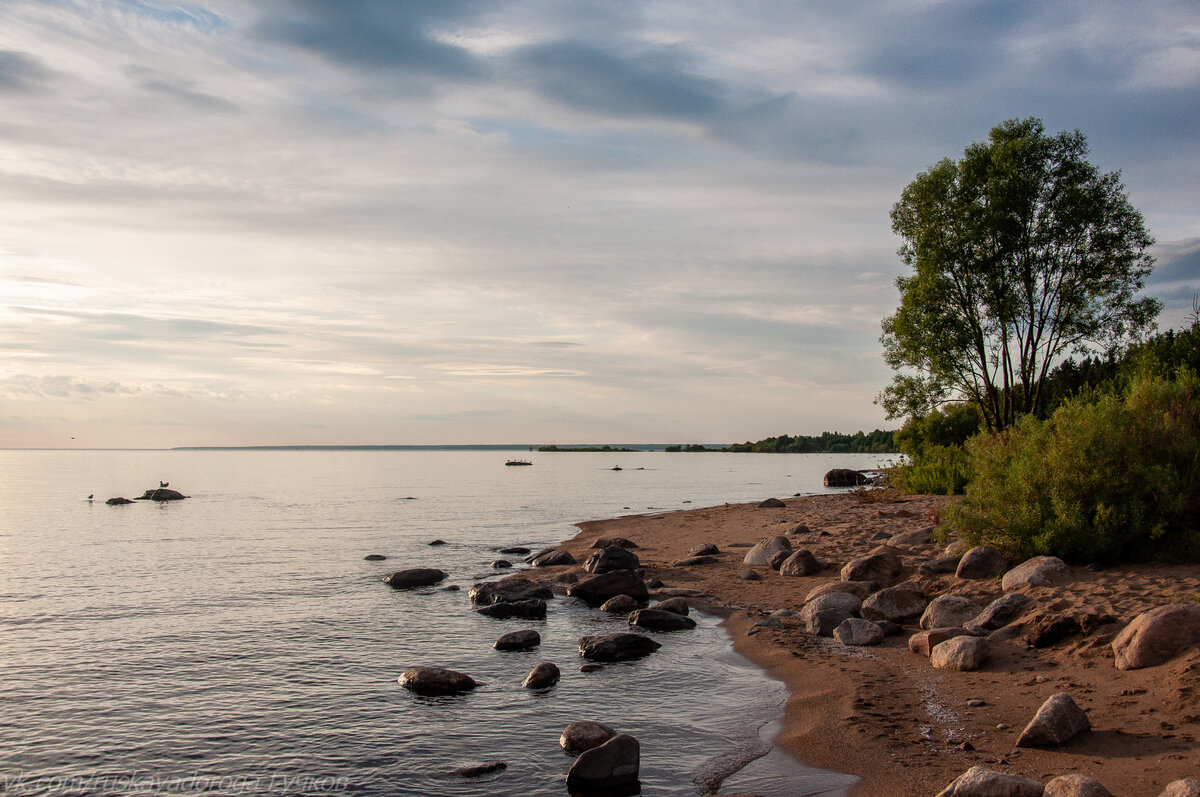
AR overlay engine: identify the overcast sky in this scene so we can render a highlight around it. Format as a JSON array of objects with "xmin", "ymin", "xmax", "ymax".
[{"xmin": 1, "ymin": 0, "xmax": 1197, "ymax": 448}]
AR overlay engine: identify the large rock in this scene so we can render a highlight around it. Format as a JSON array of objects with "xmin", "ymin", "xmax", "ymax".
[
  {"xmin": 743, "ymin": 536, "xmax": 791, "ymax": 566},
  {"xmin": 600, "ymin": 594, "xmax": 642, "ymax": 613},
  {"xmin": 494, "ymin": 629, "xmax": 541, "ymax": 651},
  {"xmin": 930, "ymin": 636, "xmax": 989, "ymax": 671},
  {"xmin": 469, "ymin": 579, "xmax": 552, "ymax": 605},
  {"xmin": 840, "ymin": 551, "xmax": 903, "ymax": 585},
  {"xmin": 768, "ymin": 549, "xmax": 792, "ymax": 570},
  {"xmin": 566, "ymin": 734, "xmax": 640, "ymax": 792},
  {"xmin": 1158, "ymin": 780, "xmax": 1200, "ymax": 797},
  {"xmin": 583, "ymin": 546, "xmax": 641, "ymax": 574},
  {"xmin": 956, "ymin": 545, "xmax": 1009, "ymax": 579},
  {"xmin": 935, "ymin": 766, "xmax": 1044, "ymax": 797},
  {"xmin": 968, "ymin": 593, "xmax": 1032, "ymax": 632},
  {"xmin": 383, "ymin": 568, "xmax": 447, "ymax": 589},
  {"xmin": 560, "ymin": 721, "xmax": 617, "ymax": 753},
  {"xmin": 806, "ymin": 581, "xmax": 873, "ymax": 602},
  {"xmin": 578, "ymin": 633, "xmax": 661, "ymax": 662},
  {"xmin": 522, "ymin": 662, "xmax": 560, "ymax": 689},
  {"xmin": 137, "ymin": 488, "xmax": 187, "ymax": 501},
  {"xmin": 628, "ymin": 608, "xmax": 696, "ymax": 631},
  {"xmin": 824, "ymin": 468, "xmax": 866, "ymax": 487},
  {"xmin": 909, "ymin": 627, "xmax": 972, "ymax": 657},
  {"xmin": 591, "ymin": 536, "xmax": 638, "ymax": 549},
  {"xmin": 398, "ymin": 667, "xmax": 477, "ymax": 696},
  {"xmin": 757, "ymin": 497, "xmax": 787, "ymax": 508},
  {"xmin": 568, "ymin": 570, "xmax": 649, "ymax": 606},
  {"xmin": 476, "ymin": 599, "xmax": 546, "ymax": 619},
  {"xmin": 689, "ymin": 543, "xmax": 720, "ymax": 556},
  {"xmin": 919, "ymin": 555, "xmax": 963, "ymax": 575},
  {"xmin": 105, "ymin": 497, "xmax": 135, "ymax": 505},
  {"xmin": 1111, "ymin": 604, "xmax": 1200, "ymax": 670},
  {"xmin": 1044, "ymin": 774, "xmax": 1113, "ymax": 797},
  {"xmin": 1002, "ymin": 556, "xmax": 1072, "ymax": 592},
  {"xmin": 1016, "ymin": 692, "xmax": 1090, "ymax": 747},
  {"xmin": 531, "ymin": 548, "xmax": 576, "ymax": 567},
  {"xmin": 921, "ymin": 595, "xmax": 984, "ymax": 630},
  {"xmin": 861, "ymin": 581, "xmax": 928, "ymax": 623},
  {"xmin": 654, "ymin": 597, "xmax": 689, "ymax": 615},
  {"xmin": 779, "ymin": 549, "xmax": 822, "ymax": 577},
  {"xmin": 834, "ymin": 618, "xmax": 884, "ymax": 646},
  {"xmin": 801, "ymin": 592, "xmax": 862, "ymax": 637}
]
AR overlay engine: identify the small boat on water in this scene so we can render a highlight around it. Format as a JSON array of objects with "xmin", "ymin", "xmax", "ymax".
[{"xmin": 505, "ymin": 459, "xmax": 533, "ymax": 466}]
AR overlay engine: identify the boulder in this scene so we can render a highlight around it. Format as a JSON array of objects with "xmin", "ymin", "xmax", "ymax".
[
  {"xmin": 364, "ymin": 554, "xmax": 387, "ymax": 561},
  {"xmin": 930, "ymin": 636, "xmax": 989, "ymax": 671},
  {"xmin": 757, "ymin": 497, "xmax": 787, "ymax": 508},
  {"xmin": 956, "ymin": 545, "xmax": 1009, "ymax": 579},
  {"xmin": 921, "ymin": 595, "xmax": 984, "ymax": 630},
  {"xmin": 568, "ymin": 570, "xmax": 649, "ymax": 606},
  {"xmin": 105, "ymin": 497, "xmax": 134, "ymax": 505},
  {"xmin": 840, "ymin": 551, "xmax": 903, "ymax": 585},
  {"xmin": 802, "ymin": 592, "xmax": 862, "ymax": 637},
  {"xmin": 1044, "ymin": 774, "xmax": 1113, "ymax": 797},
  {"xmin": 490, "ymin": 560, "xmax": 512, "ymax": 569},
  {"xmin": 968, "ymin": 593, "xmax": 1032, "ymax": 633},
  {"xmin": 450, "ymin": 761, "xmax": 506, "ymax": 777},
  {"xmin": 398, "ymin": 667, "xmax": 477, "ymax": 696},
  {"xmin": 629, "ymin": 608, "xmax": 697, "ymax": 631},
  {"xmin": 1158, "ymin": 780, "xmax": 1200, "ymax": 797},
  {"xmin": 494, "ymin": 629, "xmax": 541, "ymax": 651},
  {"xmin": 737, "ymin": 569, "xmax": 761, "ymax": 581},
  {"xmin": 768, "ymin": 549, "xmax": 792, "ymax": 570},
  {"xmin": 531, "ymin": 548, "xmax": 576, "ymax": 567},
  {"xmin": 428, "ymin": 539, "xmax": 446, "ymax": 546},
  {"xmin": 654, "ymin": 597, "xmax": 689, "ymax": 615},
  {"xmin": 1002, "ymin": 556, "xmax": 1072, "ymax": 592},
  {"xmin": 469, "ymin": 578, "xmax": 553, "ymax": 605},
  {"xmin": 824, "ymin": 468, "xmax": 866, "ymax": 487},
  {"xmin": 498, "ymin": 546, "xmax": 530, "ymax": 555},
  {"xmin": 137, "ymin": 488, "xmax": 186, "ymax": 501},
  {"xmin": 743, "ymin": 536, "xmax": 792, "ymax": 566},
  {"xmin": 673, "ymin": 555, "xmax": 719, "ymax": 566},
  {"xmin": 877, "ymin": 620, "xmax": 905, "ymax": 637},
  {"xmin": 805, "ymin": 581, "xmax": 873, "ymax": 602},
  {"xmin": 560, "ymin": 721, "xmax": 617, "ymax": 753},
  {"xmin": 476, "ymin": 599, "xmax": 547, "ymax": 619},
  {"xmin": 1023, "ymin": 612, "xmax": 1114, "ymax": 649},
  {"xmin": 1111, "ymin": 604, "xmax": 1200, "ymax": 670},
  {"xmin": 861, "ymin": 581, "xmax": 928, "ymax": 623},
  {"xmin": 583, "ymin": 545, "xmax": 641, "ymax": 574},
  {"xmin": 689, "ymin": 543, "xmax": 720, "ymax": 556},
  {"xmin": 600, "ymin": 595, "xmax": 642, "ymax": 613},
  {"xmin": 909, "ymin": 628, "xmax": 973, "ymax": 657},
  {"xmin": 834, "ymin": 618, "xmax": 884, "ymax": 646},
  {"xmin": 383, "ymin": 568, "xmax": 447, "ymax": 589},
  {"xmin": 918, "ymin": 556, "xmax": 962, "ymax": 575},
  {"xmin": 889, "ymin": 527, "xmax": 934, "ymax": 547},
  {"xmin": 779, "ymin": 549, "xmax": 822, "ymax": 577},
  {"xmin": 566, "ymin": 734, "xmax": 640, "ymax": 792},
  {"xmin": 935, "ymin": 766, "xmax": 1044, "ymax": 797},
  {"xmin": 1016, "ymin": 692, "xmax": 1090, "ymax": 747},
  {"xmin": 592, "ymin": 537, "xmax": 638, "ymax": 549},
  {"xmin": 522, "ymin": 661, "xmax": 560, "ymax": 689},
  {"xmin": 579, "ymin": 633, "xmax": 661, "ymax": 662}
]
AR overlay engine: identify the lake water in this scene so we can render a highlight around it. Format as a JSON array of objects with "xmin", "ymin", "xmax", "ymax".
[{"xmin": 0, "ymin": 449, "xmax": 893, "ymax": 796}]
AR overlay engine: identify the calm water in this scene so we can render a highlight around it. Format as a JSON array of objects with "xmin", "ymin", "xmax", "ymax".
[{"xmin": 0, "ymin": 450, "xmax": 891, "ymax": 796}]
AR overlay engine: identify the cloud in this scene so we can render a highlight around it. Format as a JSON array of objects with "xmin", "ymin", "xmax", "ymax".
[
  {"xmin": 426, "ymin": 362, "xmax": 589, "ymax": 377},
  {"xmin": 0, "ymin": 50, "xmax": 54, "ymax": 92}
]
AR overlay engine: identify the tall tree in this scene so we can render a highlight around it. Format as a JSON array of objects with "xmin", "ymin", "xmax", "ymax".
[{"xmin": 879, "ymin": 118, "xmax": 1159, "ymax": 431}]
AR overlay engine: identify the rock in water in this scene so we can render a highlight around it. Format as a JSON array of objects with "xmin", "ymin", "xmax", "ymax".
[
  {"xmin": 494, "ymin": 629, "xmax": 540, "ymax": 651},
  {"xmin": 1016, "ymin": 692, "xmax": 1090, "ymax": 747},
  {"xmin": 468, "ymin": 579, "xmax": 552, "ymax": 605},
  {"xmin": 522, "ymin": 662, "xmax": 560, "ymax": 689},
  {"xmin": 398, "ymin": 667, "xmax": 477, "ymax": 695},
  {"xmin": 105, "ymin": 497, "xmax": 134, "ymax": 505},
  {"xmin": 757, "ymin": 497, "xmax": 786, "ymax": 508},
  {"xmin": 383, "ymin": 568, "xmax": 447, "ymax": 589},
  {"xmin": 654, "ymin": 597, "xmax": 689, "ymax": 616},
  {"xmin": 530, "ymin": 548, "xmax": 576, "ymax": 567},
  {"xmin": 1111, "ymin": 604, "xmax": 1200, "ymax": 670},
  {"xmin": 578, "ymin": 633, "xmax": 661, "ymax": 662},
  {"xmin": 560, "ymin": 721, "xmax": 617, "ymax": 753},
  {"xmin": 137, "ymin": 488, "xmax": 187, "ymax": 501},
  {"xmin": 451, "ymin": 761, "xmax": 506, "ymax": 777},
  {"xmin": 600, "ymin": 594, "xmax": 641, "ymax": 613},
  {"xmin": 628, "ymin": 608, "xmax": 696, "ymax": 631},
  {"xmin": 935, "ymin": 766, "xmax": 1043, "ymax": 797},
  {"xmin": 582, "ymin": 546, "xmax": 640, "ymax": 574},
  {"xmin": 824, "ymin": 468, "xmax": 866, "ymax": 487},
  {"xmin": 567, "ymin": 570, "xmax": 649, "ymax": 606},
  {"xmin": 566, "ymin": 734, "xmax": 640, "ymax": 793},
  {"xmin": 363, "ymin": 554, "xmax": 387, "ymax": 561},
  {"xmin": 742, "ymin": 536, "xmax": 791, "ymax": 566},
  {"xmin": 475, "ymin": 599, "xmax": 546, "ymax": 619}
]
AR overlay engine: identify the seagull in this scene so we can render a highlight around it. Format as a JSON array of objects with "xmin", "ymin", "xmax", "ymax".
[
  {"xmin": 159, "ymin": 481, "xmax": 169, "ymax": 488},
  {"xmin": 87, "ymin": 494, "xmax": 94, "ymax": 501}
]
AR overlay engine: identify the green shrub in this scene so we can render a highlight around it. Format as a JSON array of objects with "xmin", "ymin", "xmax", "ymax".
[
  {"xmin": 894, "ymin": 444, "xmax": 971, "ymax": 495},
  {"xmin": 948, "ymin": 372, "xmax": 1200, "ymax": 562}
]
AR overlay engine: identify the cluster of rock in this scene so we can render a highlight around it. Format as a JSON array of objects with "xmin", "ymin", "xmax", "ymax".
[
  {"xmin": 103, "ymin": 486, "xmax": 188, "ymax": 505},
  {"xmin": 937, "ymin": 768, "xmax": 1200, "ymax": 796}
]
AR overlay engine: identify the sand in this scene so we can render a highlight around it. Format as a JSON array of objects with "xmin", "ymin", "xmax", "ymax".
[{"xmin": 550, "ymin": 492, "xmax": 1200, "ymax": 796}]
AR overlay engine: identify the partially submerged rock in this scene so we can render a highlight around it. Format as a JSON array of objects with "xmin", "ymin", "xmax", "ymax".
[
  {"xmin": 493, "ymin": 629, "xmax": 540, "ymax": 651},
  {"xmin": 1111, "ymin": 604, "xmax": 1200, "ymax": 670},
  {"xmin": 578, "ymin": 633, "xmax": 661, "ymax": 662},
  {"xmin": 530, "ymin": 548, "xmax": 576, "ymax": 567},
  {"xmin": 383, "ymin": 568, "xmax": 447, "ymax": 589},
  {"xmin": 137, "ymin": 488, "xmax": 187, "ymax": 501},
  {"xmin": 560, "ymin": 721, "xmax": 617, "ymax": 753},
  {"xmin": 568, "ymin": 570, "xmax": 649, "ymax": 606},
  {"xmin": 469, "ymin": 579, "xmax": 552, "ymax": 606},
  {"xmin": 824, "ymin": 468, "xmax": 867, "ymax": 487},
  {"xmin": 654, "ymin": 597, "xmax": 689, "ymax": 616},
  {"xmin": 628, "ymin": 608, "xmax": 696, "ymax": 631},
  {"xmin": 399, "ymin": 667, "xmax": 477, "ymax": 696},
  {"xmin": 522, "ymin": 661, "xmax": 560, "ymax": 689},
  {"xmin": 566, "ymin": 733, "xmax": 640, "ymax": 793},
  {"xmin": 583, "ymin": 545, "xmax": 640, "ymax": 574},
  {"xmin": 599, "ymin": 594, "xmax": 642, "ymax": 613},
  {"xmin": 1016, "ymin": 692, "xmax": 1090, "ymax": 747},
  {"xmin": 451, "ymin": 761, "xmax": 506, "ymax": 777},
  {"xmin": 476, "ymin": 599, "xmax": 546, "ymax": 619},
  {"xmin": 105, "ymin": 497, "xmax": 134, "ymax": 505}
]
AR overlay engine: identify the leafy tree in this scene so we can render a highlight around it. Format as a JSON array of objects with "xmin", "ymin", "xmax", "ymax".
[{"xmin": 879, "ymin": 117, "xmax": 1160, "ymax": 431}]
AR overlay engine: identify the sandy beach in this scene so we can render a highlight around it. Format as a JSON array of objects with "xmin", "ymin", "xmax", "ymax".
[{"xmin": 547, "ymin": 492, "xmax": 1200, "ymax": 796}]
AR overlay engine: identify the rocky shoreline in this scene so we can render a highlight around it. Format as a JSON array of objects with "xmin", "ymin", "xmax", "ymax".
[{"xmin": 519, "ymin": 491, "xmax": 1200, "ymax": 796}]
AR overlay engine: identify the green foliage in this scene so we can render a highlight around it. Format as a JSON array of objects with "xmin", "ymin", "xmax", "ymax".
[
  {"xmin": 880, "ymin": 117, "xmax": 1159, "ymax": 431},
  {"xmin": 727, "ymin": 429, "xmax": 897, "ymax": 454},
  {"xmin": 894, "ymin": 445, "xmax": 971, "ymax": 495},
  {"xmin": 895, "ymin": 403, "xmax": 982, "ymax": 457},
  {"xmin": 948, "ymin": 372, "xmax": 1200, "ymax": 562}
]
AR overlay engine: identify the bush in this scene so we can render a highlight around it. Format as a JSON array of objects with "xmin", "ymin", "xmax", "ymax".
[
  {"xmin": 948, "ymin": 372, "xmax": 1200, "ymax": 562},
  {"xmin": 894, "ymin": 444, "xmax": 971, "ymax": 495},
  {"xmin": 895, "ymin": 403, "xmax": 981, "ymax": 458}
]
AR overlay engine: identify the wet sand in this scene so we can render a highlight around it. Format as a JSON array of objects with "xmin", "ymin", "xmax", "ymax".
[{"xmin": 553, "ymin": 492, "xmax": 1200, "ymax": 796}]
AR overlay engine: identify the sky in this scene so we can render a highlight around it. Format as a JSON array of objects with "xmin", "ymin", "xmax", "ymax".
[{"xmin": 1, "ymin": 0, "xmax": 1198, "ymax": 448}]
